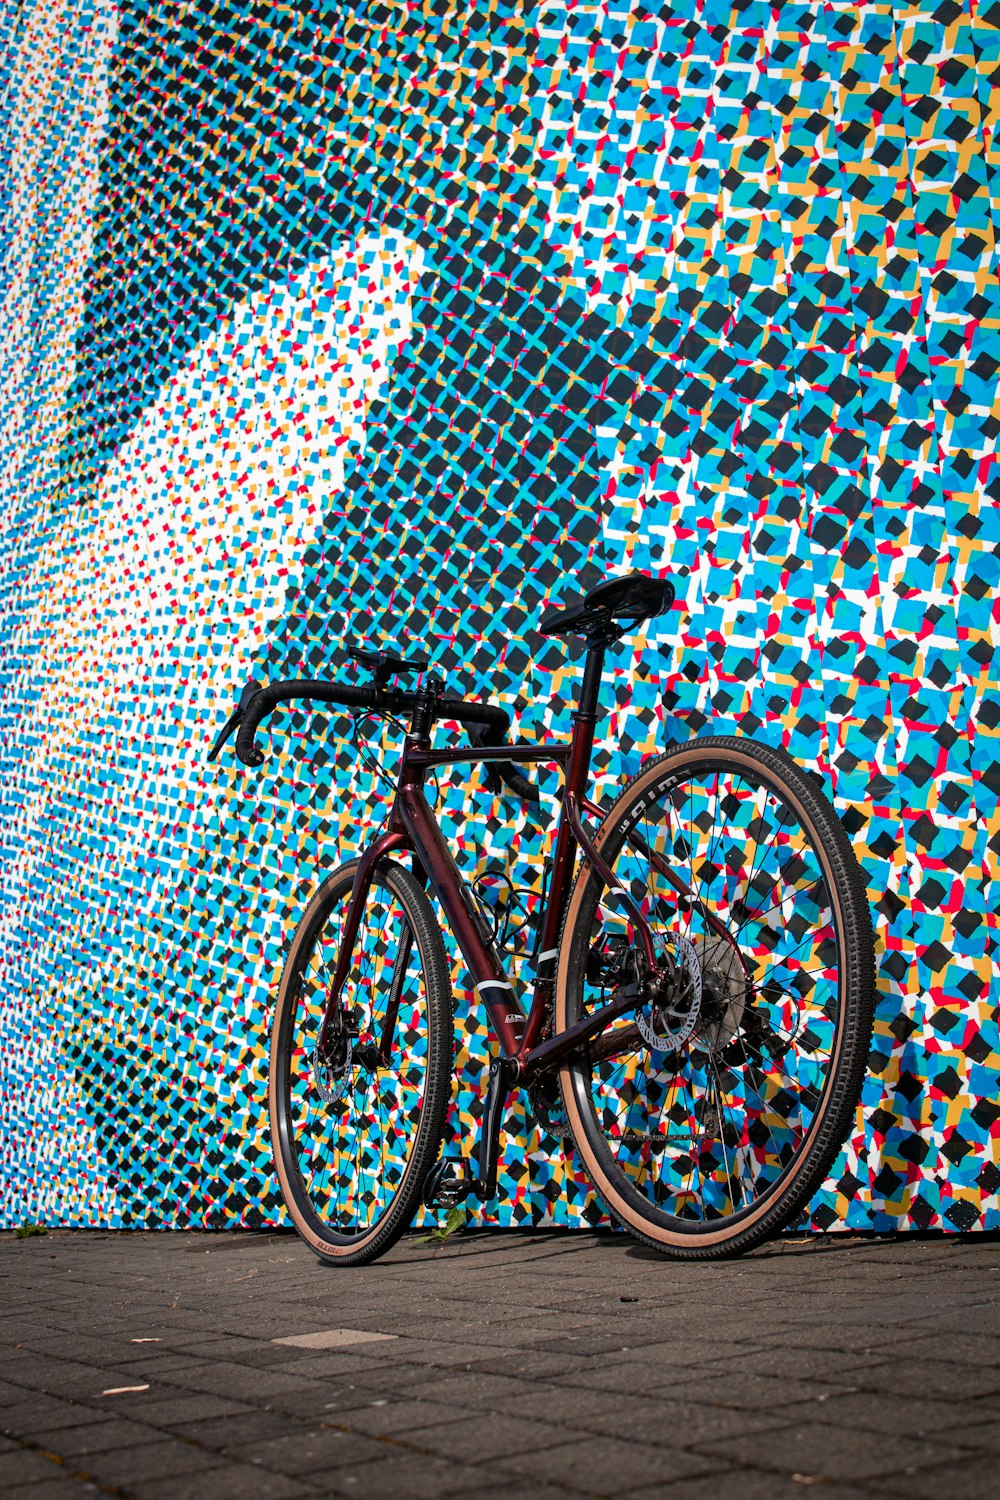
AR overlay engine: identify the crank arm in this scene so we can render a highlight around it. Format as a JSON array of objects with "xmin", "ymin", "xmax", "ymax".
[{"xmin": 475, "ymin": 1056, "xmax": 519, "ymax": 1199}]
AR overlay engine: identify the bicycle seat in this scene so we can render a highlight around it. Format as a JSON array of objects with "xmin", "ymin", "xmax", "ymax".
[{"xmin": 538, "ymin": 571, "xmax": 674, "ymax": 639}]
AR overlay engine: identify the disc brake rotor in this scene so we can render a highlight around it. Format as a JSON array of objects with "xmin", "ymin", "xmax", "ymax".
[
  {"xmin": 635, "ymin": 934, "xmax": 702, "ymax": 1052},
  {"xmin": 312, "ymin": 1031, "xmax": 353, "ymax": 1106}
]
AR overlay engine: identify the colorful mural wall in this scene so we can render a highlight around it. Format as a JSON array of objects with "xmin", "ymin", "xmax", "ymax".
[{"xmin": 1, "ymin": 0, "xmax": 998, "ymax": 1233}]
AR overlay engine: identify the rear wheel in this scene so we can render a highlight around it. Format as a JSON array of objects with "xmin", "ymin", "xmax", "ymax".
[
  {"xmin": 270, "ymin": 858, "xmax": 452, "ymax": 1265},
  {"xmin": 557, "ymin": 736, "xmax": 875, "ymax": 1258}
]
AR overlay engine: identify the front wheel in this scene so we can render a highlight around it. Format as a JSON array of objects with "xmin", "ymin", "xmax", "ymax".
[
  {"xmin": 557, "ymin": 736, "xmax": 875, "ymax": 1258},
  {"xmin": 270, "ymin": 858, "xmax": 453, "ymax": 1266}
]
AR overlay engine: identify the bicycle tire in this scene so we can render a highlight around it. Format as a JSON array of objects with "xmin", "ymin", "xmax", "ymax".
[
  {"xmin": 270, "ymin": 858, "xmax": 453, "ymax": 1266},
  {"xmin": 556, "ymin": 735, "xmax": 875, "ymax": 1258}
]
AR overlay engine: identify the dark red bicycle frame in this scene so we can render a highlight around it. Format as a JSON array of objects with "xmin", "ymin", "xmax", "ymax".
[{"xmin": 317, "ymin": 648, "xmax": 685, "ymax": 1085}]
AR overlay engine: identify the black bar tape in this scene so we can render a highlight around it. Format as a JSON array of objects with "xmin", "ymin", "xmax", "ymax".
[
  {"xmin": 234, "ymin": 679, "xmax": 414, "ymax": 766},
  {"xmin": 496, "ymin": 764, "xmax": 540, "ymax": 803},
  {"xmin": 438, "ymin": 696, "xmax": 511, "ymax": 741}
]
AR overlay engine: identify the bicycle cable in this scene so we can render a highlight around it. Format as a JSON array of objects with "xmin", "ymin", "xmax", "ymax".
[
  {"xmin": 470, "ymin": 868, "xmax": 538, "ymax": 955},
  {"xmin": 349, "ymin": 710, "xmax": 441, "ymax": 808}
]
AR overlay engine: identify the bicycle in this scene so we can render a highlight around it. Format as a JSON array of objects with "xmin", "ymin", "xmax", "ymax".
[{"xmin": 209, "ymin": 571, "xmax": 876, "ymax": 1266}]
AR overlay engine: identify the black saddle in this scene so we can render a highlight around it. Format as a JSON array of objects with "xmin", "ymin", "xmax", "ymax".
[{"xmin": 538, "ymin": 571, "xmax": 674, "ymax": 640}]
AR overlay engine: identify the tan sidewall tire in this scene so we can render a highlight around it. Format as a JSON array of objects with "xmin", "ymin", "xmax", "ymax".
[
  {"xmin": 555, "ymin": 738, "xmax": 875, "ymax": 1255},
  {"xmin": 269, "ymin": 858, "xmax": 452, "ymax": 1265}
]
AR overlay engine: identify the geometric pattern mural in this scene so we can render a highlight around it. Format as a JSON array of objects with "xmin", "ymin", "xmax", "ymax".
[{"xmin": 1, "ymin": 0, "xmax": 998, "ymax": 1233}]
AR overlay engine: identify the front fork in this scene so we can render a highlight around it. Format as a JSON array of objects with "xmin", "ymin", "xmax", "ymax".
[{"xmin": 317, "ymin": 828, "xmax": 410, "ymax": 1060}]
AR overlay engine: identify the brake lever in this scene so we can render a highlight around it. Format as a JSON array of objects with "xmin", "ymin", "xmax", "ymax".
[
  {"xmin": 466, "ymin": 725, "xmax": 505, "ymax": 795},
  {"xmin": 206, "ymin": 679, "xmax": 263, "ymax": 763}
]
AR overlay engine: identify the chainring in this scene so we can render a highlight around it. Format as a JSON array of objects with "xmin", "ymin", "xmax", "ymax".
[{"xmin": 527, "ymin": 1076, "xmax": 571, "ymax": 1137}]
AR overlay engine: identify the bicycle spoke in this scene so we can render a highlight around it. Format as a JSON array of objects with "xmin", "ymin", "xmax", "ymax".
[
  {"xmin": 572, "ymin": 749, "xmax": 855, "ymax": 1233},
  {"xmin": 278, "ymin": 866, "xmax": 443, "ymax": 1249},
  {"xmin": 707, "ymin": 1052, "xmax": 748, "ymax": 1212}
]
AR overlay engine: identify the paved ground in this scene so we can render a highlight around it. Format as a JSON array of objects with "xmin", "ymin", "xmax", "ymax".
[{"xmin": 1, "ymin": 1228, "xmax": 998, "ymax": 1499}]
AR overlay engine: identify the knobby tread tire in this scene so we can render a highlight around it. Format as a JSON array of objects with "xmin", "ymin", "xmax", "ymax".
[
  {"xmin": 270, "ymin": 858, "xmax": 453, "ymax": 1267},
  {"xmin": 556, "ymin": 735, "xmax": 876, "ymax": 1259}
]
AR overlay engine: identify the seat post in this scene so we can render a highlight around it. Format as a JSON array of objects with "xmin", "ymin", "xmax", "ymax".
[
  {"xmin": 561, "ymin": 633, "xmax": 615, "ymax": 811},
  {"xmin": 575, "ymin": 626, "xmax": 620, "ymax": 721},
  {"xmin": 576, "ymin": 639, "xmax": 608, "ymax": 722}
]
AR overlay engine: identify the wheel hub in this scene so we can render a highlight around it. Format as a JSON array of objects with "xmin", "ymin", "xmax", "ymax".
[{"xmin": 691, "ymin": 933, "xmax": 747, "ymax": 1050}]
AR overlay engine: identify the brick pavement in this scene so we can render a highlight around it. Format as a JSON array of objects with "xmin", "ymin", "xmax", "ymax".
[{"xmin": 1, "ymin": 1227, "xmax": 998, "ymax": 1498}]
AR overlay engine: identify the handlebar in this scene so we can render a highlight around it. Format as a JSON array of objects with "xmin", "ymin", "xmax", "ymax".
[
  {"xmin": 209, "ymin": 675, "xmax": 538, "ymax": 802},
  {"xmin": 232, "ymin": 679, "xmax": 415, "ymax": 767}
]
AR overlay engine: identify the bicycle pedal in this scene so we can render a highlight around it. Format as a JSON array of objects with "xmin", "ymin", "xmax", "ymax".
[{"xmin": 422, "ymin": 1159, "xmax": 475, "ymax": 1211}]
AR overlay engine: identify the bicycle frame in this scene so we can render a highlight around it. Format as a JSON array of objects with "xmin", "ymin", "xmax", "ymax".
[{"xmin": 317, "ymin": 638, "xmax": 692, "ymax": 1090}]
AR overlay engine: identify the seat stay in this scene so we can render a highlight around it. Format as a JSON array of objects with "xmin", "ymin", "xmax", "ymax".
[
  {"xmin": 564, "ymin": 790, "xmax": 659, "ymax": 975},
  {"xmin": 581, "ymin": 792, "xmax": 737, "ymax": 955}
]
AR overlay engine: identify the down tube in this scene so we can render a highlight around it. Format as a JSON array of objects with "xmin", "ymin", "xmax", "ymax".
[{"xmin": 398, "ymin": 782, "xmax": 527, "ymax": 1057}]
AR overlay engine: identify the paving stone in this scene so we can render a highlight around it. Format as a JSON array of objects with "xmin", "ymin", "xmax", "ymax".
[
  {"xmin": 621, "ymin": 1368, "xmax": 866, "ymax": 1410},
  {"xmin": 239, "ymin": 1426, "xmax": 389, "ymax": 1475},
  {"xmin": 880, "ymin": 1455, "xmax": 1000, "ymax": 1500},
  {"xmin": 116, "ymin": 1394, "xmax": 254, "ymax": 1428},
  {"xmin": 908, "ymin": 1334, "xmax": 1000, "ymax": 1369},
  {"xmin": 308, "ymin": 1452, "xmax": 490, "ymax": 1499},
  {"xmin": 579, "ymin": 1396, "xmax": 800, "ymax": 1446},
  {"xmin": 132, "ymin": 1462, "xmax": 313, "ymax": 1500},
  {"xmin": 397, "ymin": 1370, "xmax": 536, "ymax": 1407},
  {"xmin": 170, "ymin": 1410, "xmax": 300, "ymax": 1450},
  {"xmin": 495, "ymin": 1385, "xmax": 640, "ymax": 1426},
  {"xmin": 618, "ymin": 1473, "xmax": 877, "ymax": 1500},
  {"xmin": 2, "ymin": 1354, "xmax": 136, "ymax": 1393},
  {"xmin": 694, "ymin": 1343, "xmax": 882, "ymax": 1383},
  {"xmin": 496, "ymin": 1434, "xmax": 722, "ymax": 1491},
  {"xmin": 29, "ymin": 1418, "xmax": 162, "ymax": 1456},
  {"xmin": 0, "ymin": 1382, "xmax": 37, "ymax": 1409},
  {"xmin": 926, "ymin": 1418, "xmax": 1000, "ymax": 1450},
  {"xmin": 76, "ymin": 1438, "xmax": 229, "ymax": 1485},
  {"xmin": 458, "ymin": 1348, "xmax": 600, "ymax": 1379},
  {"xmin": 450, "ymin": 1488, "xmax": 593, "ymax": 1500},
  {"xmin": 268, "ymin": 1352, "xmax": 408, "ymax": 1380},
  {"xmin": 256, "ymin": 1386, "xmax": 391, "ymax": 1421},
  {"xmin": 139, "ymin": 1361, "xmax": 322, "ymax": 1400},
  {"xmin": 784, "ymin": 1389, "xmax": 997, "ymax": 1439},
  {"xmin": 4, "ymin": 1479, "xmax": 104, "ymax": 1499},
  {"xmin": 17, "ymin": 1334, "xmax": 155, "ymax": 1366},
  {"xmin": 862, "ymin": 1357, "xmax": 1000, "ymax": 1401},
  {"xmin": 691, "ymin": 1422, "xmax": 970, "ymax": 1484},
  {"xmin": 0, "ymin": 1447, "xmax": 72, "ymax": 1485},
  {"xmin": 334, "ymin": 1398, "xmax": 470, "ymax": 1439},
  {"xmin": 413, "ymin": 1411, "xmax": 574, "ymax": 1463},
  {"xmin": 4, "ymin": 1398, "xmax": 103, "ymax": 1439}
]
